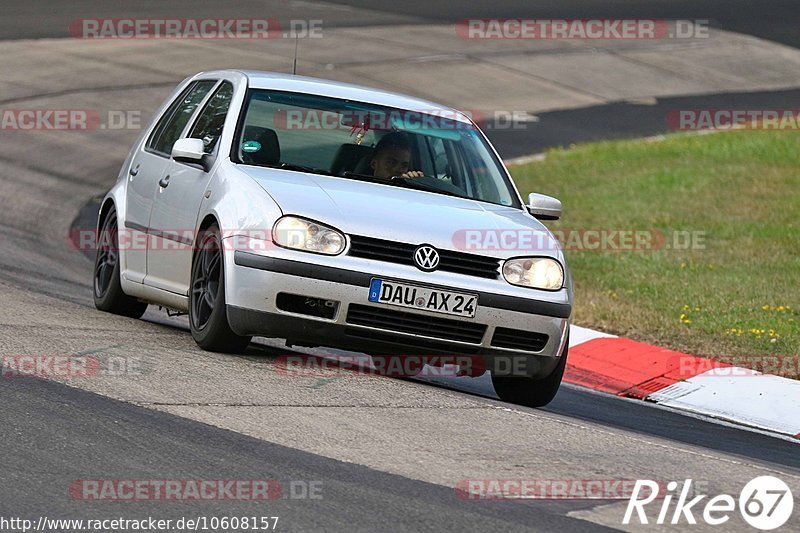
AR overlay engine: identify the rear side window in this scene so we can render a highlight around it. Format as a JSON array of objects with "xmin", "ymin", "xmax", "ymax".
[
  {"xmin": 188, "ymin": 82, "xmax": 234, "ymax": 153},
  {"xmin": 146, "ymin": 80, "xmax": 216, "ymax": 155}
]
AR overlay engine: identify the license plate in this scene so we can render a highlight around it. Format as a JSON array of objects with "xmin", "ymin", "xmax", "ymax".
[{"xmin": 368, "ymin": 279, "xmax": 478, "ymax": 318}]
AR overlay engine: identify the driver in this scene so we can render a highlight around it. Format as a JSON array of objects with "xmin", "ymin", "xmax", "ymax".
[{"xmin": 369, "ymin": 132, "xmax": 424, "ymax": 179}]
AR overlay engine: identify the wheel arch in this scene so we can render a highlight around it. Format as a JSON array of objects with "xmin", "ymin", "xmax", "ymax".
[
  {"xmin": 197, "ymin": 213, "xmax": 220, "ymax": 234},
  {"xmin": 97, "ymin": 197, "xmax": 116, "ymax": 230}
]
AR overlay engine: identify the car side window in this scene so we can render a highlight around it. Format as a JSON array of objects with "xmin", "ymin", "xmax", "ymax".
[
  {"xmin": 146, "ymin": 80, "xmax": 216, "ymax": 156},
  {"xmin": 188, "ymin": 82, "xmax": 234, "ymax": 153},
  {"xmin": 428, "ymin": 137, "xmax": 452, "ymax": 181},
  {"xmin": 460, "ymin": 140, "xmax": 505, "ymax": 204},
  {"xmin": 416, "ymin": 136, "xmax": 436, "ymax": 177},
  {"xmin": 419, "ymin": 135, "xmax": 466, "ymax": 189}
]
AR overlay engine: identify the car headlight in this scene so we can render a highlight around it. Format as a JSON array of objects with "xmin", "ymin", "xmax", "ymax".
[
  {"xmin": 502, "ymin": 257, "xmax": 564, "ymax": 290},
  {"xmin": 273, "ymin": 216, "xmax": 345, "ymax": 255}
]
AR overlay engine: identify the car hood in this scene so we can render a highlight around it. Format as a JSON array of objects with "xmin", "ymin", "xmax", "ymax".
[{"xmin": 240, "ymin": 166, "xmax": 562, "ymax": 260}]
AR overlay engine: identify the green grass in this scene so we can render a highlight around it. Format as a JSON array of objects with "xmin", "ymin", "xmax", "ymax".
[{"xmin": 508, "ymin": 130, "xmax": 800, "ymax": 375}]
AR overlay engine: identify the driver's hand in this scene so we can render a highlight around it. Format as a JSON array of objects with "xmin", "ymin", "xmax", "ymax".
[{"xmin": 400, "ymin": 171, "xmax": 424, "ymax": 178}]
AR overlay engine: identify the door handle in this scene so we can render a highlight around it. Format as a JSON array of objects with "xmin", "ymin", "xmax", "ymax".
[
  {"xmin": 158, "ymin": 175, "xmax": 170, "ymax": 188},
  {"xmin": 129, "ymin": 164, "xmax": 139, "ymax": 176}
]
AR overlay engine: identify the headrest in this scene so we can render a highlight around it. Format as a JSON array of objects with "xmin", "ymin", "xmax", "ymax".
[
  {"xmin": 241, "ymin": 126, "xmax": 280, "ymax": 166},
  {"xmin": 330, "ymin": 143, "xmax": 374, "ymax": 175}
]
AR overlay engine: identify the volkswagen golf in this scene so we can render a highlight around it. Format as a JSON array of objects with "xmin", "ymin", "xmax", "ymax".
[{"xmin": 93, "ymin": 70, "xmax": 573, "ymax": 406}]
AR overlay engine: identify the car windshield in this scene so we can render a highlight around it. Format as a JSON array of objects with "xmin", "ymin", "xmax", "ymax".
[{"xmin": 233, "ymin": 89, "xmax": 520, "ymax": 207}]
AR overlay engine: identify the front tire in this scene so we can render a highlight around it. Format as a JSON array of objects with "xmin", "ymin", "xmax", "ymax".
[
  {"xmin": 491, "ymin": 334, "xmax": 569, "ymax": 408},
  {"xmin": 93, "ymin": 206, "xmax": 148, "ymax": 319},
  {"xmin": 189, "ymin": 224, "xmax": 252, "ymax": 353}
]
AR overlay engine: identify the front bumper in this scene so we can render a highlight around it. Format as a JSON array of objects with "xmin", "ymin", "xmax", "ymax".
[{"xmin": 225, "ymin": 248, "xmax": 571, "ymax": 378}]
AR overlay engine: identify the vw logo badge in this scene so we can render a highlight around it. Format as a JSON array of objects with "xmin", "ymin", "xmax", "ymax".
[{"xmin": 414, "ymin": 245, "xmax": 440, "ymax": 272}]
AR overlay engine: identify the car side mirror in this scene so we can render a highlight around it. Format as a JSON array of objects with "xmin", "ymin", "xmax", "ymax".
[
  {"xmin": 172, "ymin": 138, "xmax": 210, "ymax": 171},
  {"xmin": 526, "ymin": 193, "xmax": 562, "ymax": 220}
]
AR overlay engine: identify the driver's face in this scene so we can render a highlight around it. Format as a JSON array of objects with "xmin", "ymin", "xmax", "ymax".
[{"xmin": 370, "ymin": 148, "xmax": 410, "ymax": 178}]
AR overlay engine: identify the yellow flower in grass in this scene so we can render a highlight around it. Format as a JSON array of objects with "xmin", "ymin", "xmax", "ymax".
[{"xmin": 762, "ymin": 305, "xmax": 792, "ymax": 313}]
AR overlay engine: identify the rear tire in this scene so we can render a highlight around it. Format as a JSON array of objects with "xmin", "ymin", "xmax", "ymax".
[
  {"xmin": 93, "ymin": 206, "xmax": 148, "ymax": 319},
  {"xmin": 189, "ymin": 224, "xmax": 252, "ymax": 353},
  {"xmin": 491, "ymin": 334, "xmax": 569, "ymax": 408}
]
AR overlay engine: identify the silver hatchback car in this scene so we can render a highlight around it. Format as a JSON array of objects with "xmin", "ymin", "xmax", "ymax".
[{"xmin": 94, "ymin": 70, "xmax": 573, "ymax": 406}]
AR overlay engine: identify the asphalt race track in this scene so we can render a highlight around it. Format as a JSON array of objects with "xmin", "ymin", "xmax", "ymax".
[
  {"xmin": 2, "ymin": 0, "xmax": 799, "ymax": 48},
  {"xmin": 1, "ymin": 1, "xmax": 799, "ymax": 531}
]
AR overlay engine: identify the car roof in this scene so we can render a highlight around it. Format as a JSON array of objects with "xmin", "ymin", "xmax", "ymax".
[{"xmin": 211, "ymin": 69, "xmax": 472, "ymax": 124}]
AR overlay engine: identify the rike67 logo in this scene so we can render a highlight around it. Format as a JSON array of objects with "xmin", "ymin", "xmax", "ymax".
[{"xmin": 624, "ymin": 476, "xmax": 794, "ymax": 530}]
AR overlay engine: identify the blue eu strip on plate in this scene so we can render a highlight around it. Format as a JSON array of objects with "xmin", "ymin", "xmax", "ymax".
[{"xmin": 368, "ymin": 279, "xmax": 382, "ymax": 302}]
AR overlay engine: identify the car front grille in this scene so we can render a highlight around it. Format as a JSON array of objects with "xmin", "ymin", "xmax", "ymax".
[
  {"xmin": 343, "ymin": 328, "xmax": 482, "ymax": 354},
  {"xmin": 348, "ymin": 235, "xmax": 500, "ymax": 279},
  {"xmin": 490, "ymin": 327, "xmax": 549, "ymax": 352},
  {"xmin": 346, "ymin": 304, "xmax": 487, "ymax": 344}
]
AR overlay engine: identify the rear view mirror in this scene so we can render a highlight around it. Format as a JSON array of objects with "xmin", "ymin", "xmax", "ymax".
[
  {"xmin": 526, "ymin": 193, "xmax": 562, "ymax": 220},
  {"xmin": 172, "ymin": 138, "xmax": 210, "ymax": 171},
  {"xmin": 172, "ymin": 137, "xmax": 208, "ymax": 164}
]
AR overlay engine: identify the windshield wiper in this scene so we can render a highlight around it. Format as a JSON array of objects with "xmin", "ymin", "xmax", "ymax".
[
  {"xmin": 261, "ymin": 162, "xmax": 332, "ymax": 176},
  {"xmin": 342, "ymin": 171, "xmax": 468, "ymax": 199},
  {"xmin": 342, "ymin": 171, "xmax": 391, "ymax": 183},
  {"xmin": 388, "ymin": 176, "xmax": 470, "ymax": 199}
]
